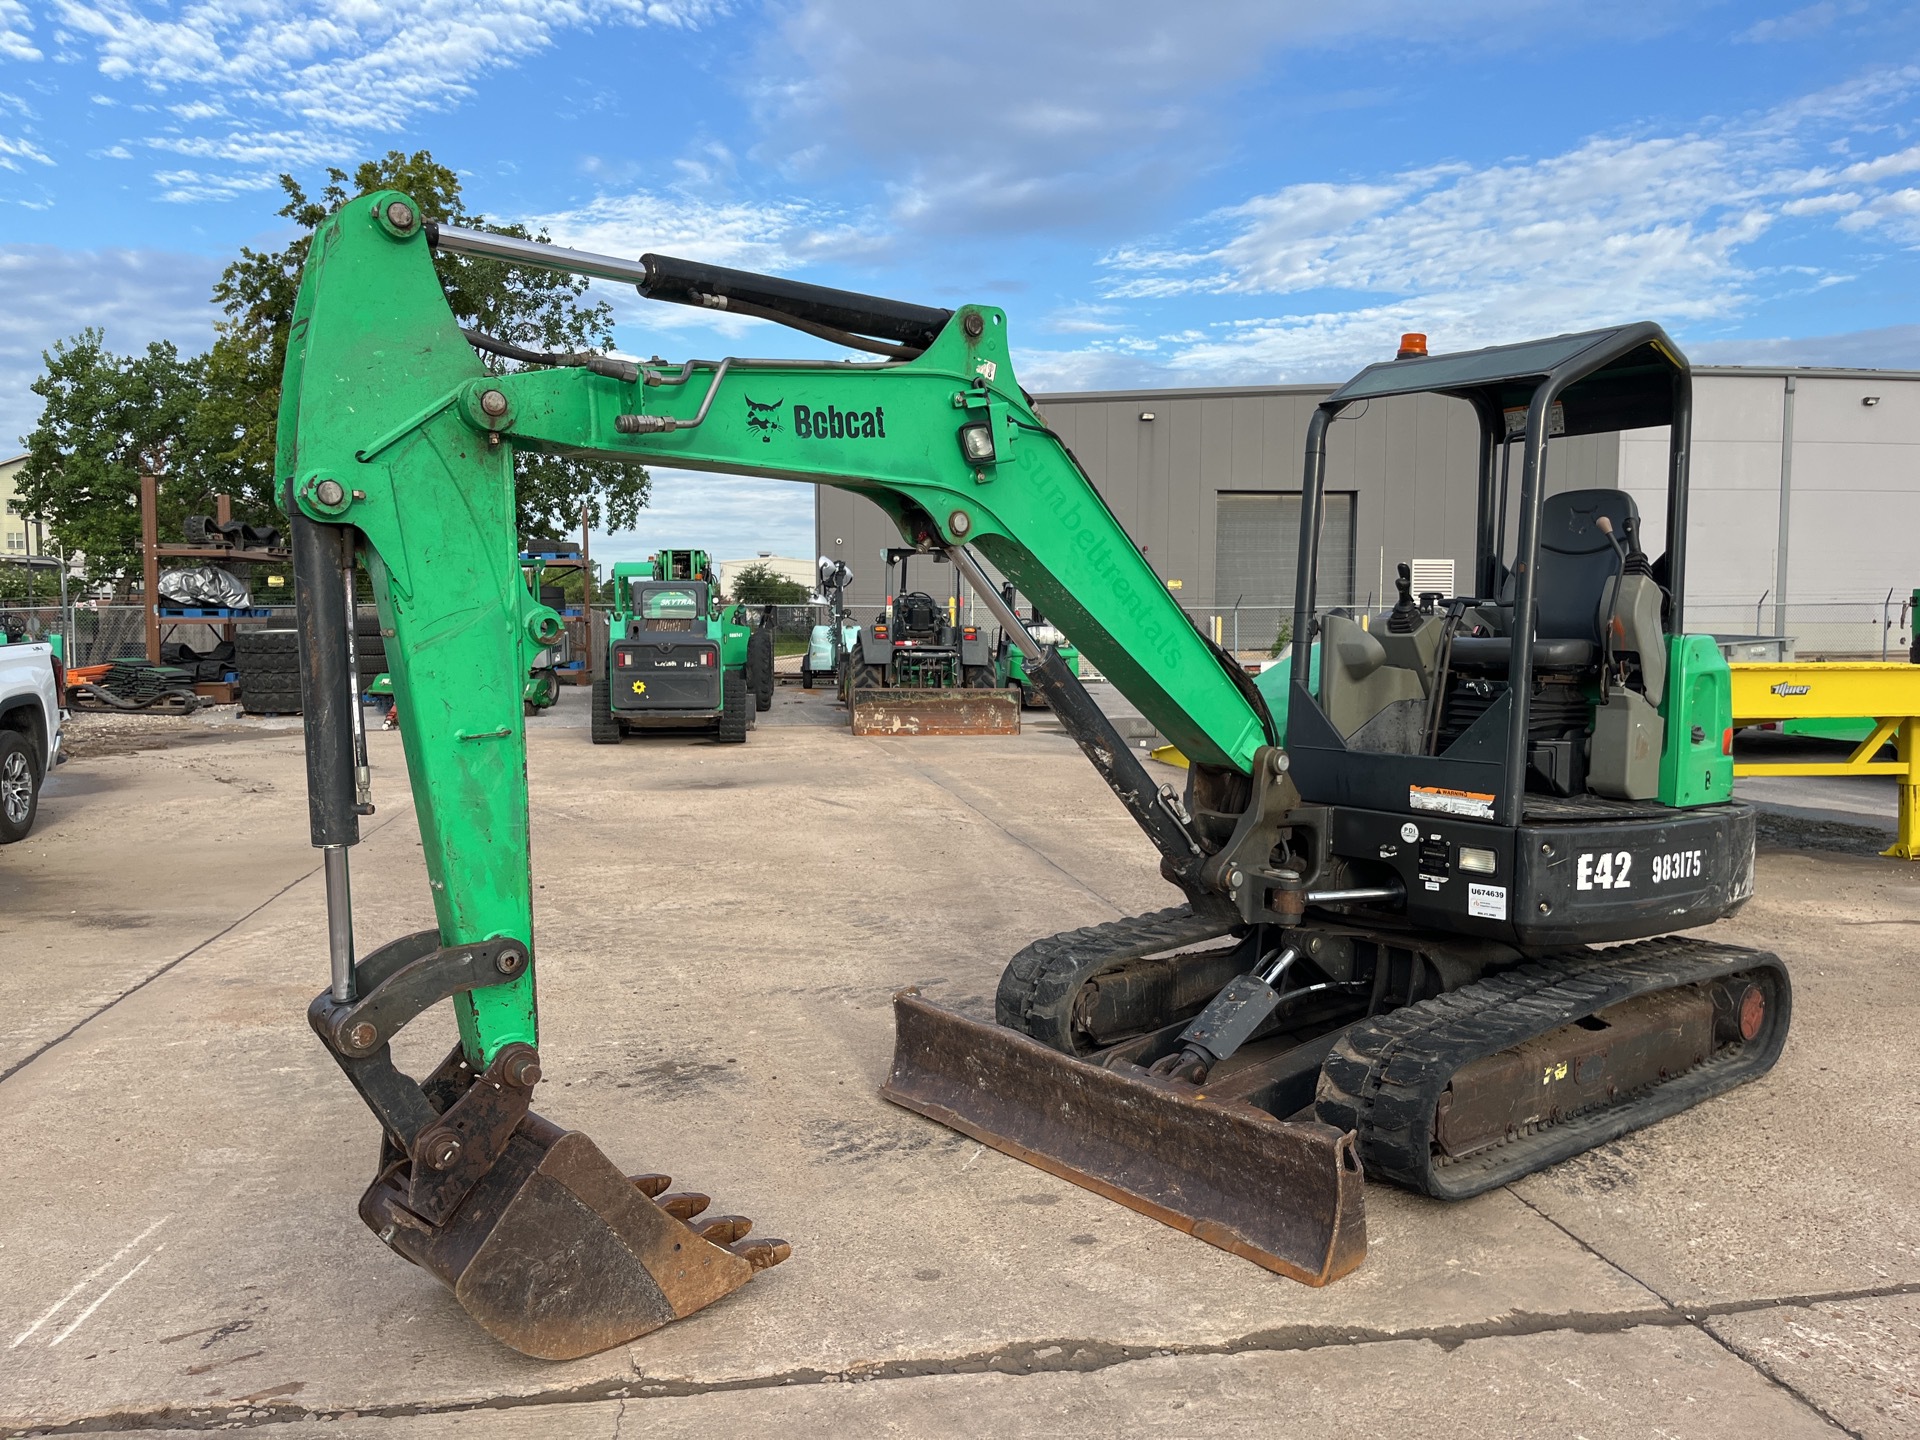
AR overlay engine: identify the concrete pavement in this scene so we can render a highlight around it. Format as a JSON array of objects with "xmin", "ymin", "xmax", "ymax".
[{"xmin": 2, "ymin": 684, "xmax": 1916, "ymax": 1437}]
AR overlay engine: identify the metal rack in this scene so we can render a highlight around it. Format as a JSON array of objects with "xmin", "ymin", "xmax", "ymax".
[
  {"xmin": 138, "ymin": 475, "xmax": 291, "ymax": 664},
  {"xmin": 520, "ymin": 510, "xmax": 595, "ymax": 685}
]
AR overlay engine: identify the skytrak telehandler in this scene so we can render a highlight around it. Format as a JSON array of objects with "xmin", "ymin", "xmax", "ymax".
[
  {"xmin": 279, "ymin": 189, "xmax": 1786, "ymax": 1360},
  {"xmin": 592, "ymin": 548, "xmax": 770, "ymax": 743}
]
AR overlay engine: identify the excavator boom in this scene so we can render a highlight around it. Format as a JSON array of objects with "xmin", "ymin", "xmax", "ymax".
[{"xmin": 279, "ymin": 191, "xmax": 1787, "ymax": 1354}]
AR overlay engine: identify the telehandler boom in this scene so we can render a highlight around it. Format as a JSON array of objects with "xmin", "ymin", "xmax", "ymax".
[{"xmin": 280, "ymin": 190, "xmax": 1787, "ymax": 1359}]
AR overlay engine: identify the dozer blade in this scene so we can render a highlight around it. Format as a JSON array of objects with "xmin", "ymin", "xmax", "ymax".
[
  {"xmin": 881, "ymin": 990, "xmax": 1366, "ymax": 1285},
  {"xmin": 850, "ymin": 686, "xmax": 1019, "ymax": 736},
  {"xmin": 360, "ymin": 1112, "xmax": 787, "ymax": 1360}
]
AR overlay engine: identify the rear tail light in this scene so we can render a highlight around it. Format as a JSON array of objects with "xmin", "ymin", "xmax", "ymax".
[
  {"xmin": 701, "ymin": 652, "xmax": 712, "ymax": 666},
  {"xmin": 1722, "ymin": 727, "xmax": 1734, "ymax": 755},
  {"xmin": 963, "ymin": 626, "xmax": 978, "ymax": 640},
  {"xmin": 51, "ymin": 654, "xmax": 65, "ymax": 695},
  {"xmin": 875, "ymin": 624, "xmax": 888, "ymax": 638}
]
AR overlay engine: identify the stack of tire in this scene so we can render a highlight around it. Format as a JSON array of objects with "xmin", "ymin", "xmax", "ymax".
[
  {"xmin": 237, "ymin": 613, "xmax": 385, "ymax": 716},
  {"xmin": 237, "ymin": 628, "xmax": 302, "ymax": 715},
  {"xmin": 353, "ymin": 611, "xmax": 388, "ymax": 686},
  {"xmin": 748, "ymin": 624, "xmax": 774, "ymax": 713}
]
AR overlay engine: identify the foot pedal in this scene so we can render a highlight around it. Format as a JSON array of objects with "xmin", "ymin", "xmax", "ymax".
[{"xmin": 360, "ymin": 1112, "xmax": 788, "ymax": 1359}]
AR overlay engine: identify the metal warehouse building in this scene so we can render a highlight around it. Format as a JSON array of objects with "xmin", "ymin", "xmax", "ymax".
[{"xmin": 816, "ymin": 365, "xmax": 1920, "ymax": 657}]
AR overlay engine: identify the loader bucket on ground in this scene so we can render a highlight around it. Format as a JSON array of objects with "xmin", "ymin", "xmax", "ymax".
[
  {"xmin": 881, "ymin": 990, "xmax": 1367, "ymax": 1285},
  {"xmin": 360, "ymin": 1112, "xmax": 785, "ymax": 1360},
  {"xmin": 850, "ymin": 687, "xmax": 1020, "ymax": 736}
]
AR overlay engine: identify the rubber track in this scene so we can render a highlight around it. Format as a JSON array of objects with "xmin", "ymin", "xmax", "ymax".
[
  {"xmin": 995, "ymin": 905, "xmax": 1237, "ymax": 1054},
  {"xmin": 1316, "ymin": 936, "xmax": 1790, "ymax": 1200}
]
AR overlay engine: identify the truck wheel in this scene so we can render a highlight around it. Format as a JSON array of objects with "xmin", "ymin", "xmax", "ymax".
[
  {"xmin": 801, "ymin": 663, "xmax": 814, "ymax": 690},
  {"xmin": 0, "ymin": 730, "xmax": 40, "ymax": 843},
  {"xmin": 717, "ymin": 671, "xmax": 749, "ymax": 743},
  {"xmin": 749, "ymin": 628, "xmax": 774, "ymax": 712},
  {"xmin": 590, "ymin": 669, "xmax": 621, "ymax": 745}
]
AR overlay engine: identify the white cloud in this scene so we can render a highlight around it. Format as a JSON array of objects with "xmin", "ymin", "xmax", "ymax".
[
  {"xmin": 1084, "ymin": 72, "xmax": 1920, "ymax": 383},
  {"xmin": 45, "ymin": 0, "xmax": 728, "ymax": 199},
  {"xmin": 0, "ymin": 0, "xmax": 37, "ymax": 61},
  {"xmin": 758, "ymin": 0, "xmax": 1679, "ymax": 235},
  {"xmin": 0, "ymin": 245, "xmax": 222, "ymax": 449},
  {"xmin": 1690, "ymin": 323, "xmax": 1920, "ymax": 370},
  {"xmin": 0, "ymin": 134, "xmax": 53, "ymax": 171},
  {"xmin": 589, "ymin": 467, "xmax": 814, "ymax": 564},
  {"xmin": 529, "ymin": 190, "xmax": 858, "ymax": 273},
  {"xmin": 1739, "ymin": 1, "xmax": 1867, "ymax": 44}
]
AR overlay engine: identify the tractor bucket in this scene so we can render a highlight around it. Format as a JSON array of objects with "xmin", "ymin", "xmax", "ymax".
[
  {"xmin": 881, "ymin": 990, "xmax": 1367, "ymax": 1285},
  {"xmin": 360, "ymin": 1112, "xmax": 788, "ymax": 1361},
  {"xmin": 850, "ymin": 687, "xmax": 1020, "ymax": 736}
]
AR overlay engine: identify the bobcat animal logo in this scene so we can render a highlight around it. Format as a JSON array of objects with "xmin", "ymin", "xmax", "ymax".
[{"xmin": 745, "ymin": 395, "xmax": 784, "ymax": 442}]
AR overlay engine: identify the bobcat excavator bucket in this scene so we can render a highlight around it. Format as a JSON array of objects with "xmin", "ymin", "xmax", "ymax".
[
  {"xmin": 359, "ymin": 1108, "xmax": 786, "ymax": 1361},
  {"xmin": 882, "ymin": 991, "xmax": 1367, "ymax": 1285},
  {"xmin": 306, "ymin": 942, "xmax": 790, "ymax": 1362}
]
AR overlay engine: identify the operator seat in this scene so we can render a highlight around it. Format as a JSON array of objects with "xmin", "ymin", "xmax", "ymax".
[
  {"xmin": 1450, "ymin": 488, "xmax": 1638, "ymax": 670},
  {"xmin": 894, "ymin": 591, "xmax": 941, "ymax": 639}
]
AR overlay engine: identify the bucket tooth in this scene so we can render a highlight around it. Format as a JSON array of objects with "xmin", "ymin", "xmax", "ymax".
[
  {"xmin": 881, "ymin": 989, "xmax": 1366, "ymax": 1286},
  {"xmin": 732, "ymin": 1238, "xmax": 791, "ymax": 1271},
  {"xmin": 694, "ymin": 1215, "xmax": 753, "ymax": 1244},
  {"xmin": 628, "ymin": 1173, "xmax": 673, "ymax": 1198},
  {"xmin": 360, "ymin": 1114, "xmax": 783, "ymax": 1360},
  {"xmin": 656, "ymin": 1192, "xmax": 711, "ymax": 1221}
]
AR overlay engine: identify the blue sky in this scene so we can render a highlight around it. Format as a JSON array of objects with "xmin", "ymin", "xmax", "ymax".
[{"xmin": 5, "ymin": 0, "xmax": 1920, "ymax": 564}]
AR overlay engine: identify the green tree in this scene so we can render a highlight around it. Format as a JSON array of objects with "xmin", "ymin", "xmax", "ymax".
[
  {"xmin": 729, "ymin": 562, "xmax": 810, "ymax": 605},
  {"xmin": 15, "ymin": 330, "xmax": 203, "ymax": 584},
  {"xmin": 197, "ymin": 148, "xmax": 649, "ymax": 540}
]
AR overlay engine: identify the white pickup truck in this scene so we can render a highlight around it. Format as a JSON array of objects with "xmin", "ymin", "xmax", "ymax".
[{"xmin": 0, "ymin": 630, "xmax": 66, "ymax": 843}]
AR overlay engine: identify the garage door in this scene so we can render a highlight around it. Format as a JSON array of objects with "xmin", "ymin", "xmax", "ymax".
[{"xmin": 1214, "ymin": 492, "xmax": 1355, "ymax": 646}]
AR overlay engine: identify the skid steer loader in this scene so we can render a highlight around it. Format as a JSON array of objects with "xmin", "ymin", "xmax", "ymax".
[{"xmin": 277, "ymin": 189, "xmax": 1785, "ymax": 1358}]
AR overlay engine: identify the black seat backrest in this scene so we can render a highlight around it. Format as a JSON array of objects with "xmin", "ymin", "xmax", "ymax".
[
  {"xmin": 1533, "ymin": 489, "xmax": 1636, "ymax": 643},
  {"xmin": 895, "ymin": 591, "xmax": 940, "ymax": 637}
]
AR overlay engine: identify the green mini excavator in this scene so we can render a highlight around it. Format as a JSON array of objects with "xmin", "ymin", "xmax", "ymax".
[{"xmin": 280, "ymin": 190, "xmax": 1787, "ymax": 1358}]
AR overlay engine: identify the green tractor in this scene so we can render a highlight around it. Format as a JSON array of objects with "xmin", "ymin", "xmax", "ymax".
[
  {"xmin": 843, "ymin": 547, "xmax": 1010, "ymax": 697},
  {"xmin": 1000, "ymin": 582, "xmax": 1079, "ymax": 710},
  {"xmin": 592, "ymin": 548, "xmax": 772, "ymax": 744}
]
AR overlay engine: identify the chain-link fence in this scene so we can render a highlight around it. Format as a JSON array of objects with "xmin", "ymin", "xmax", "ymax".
[
  {"xmin": 1687, "ymin": 597, "xmax": 1916, "ymax": 660},
  {"xmin": 0, "ymin": 604, "xmax": 301, "ymax": 666},
  {"xmin": 17, "ymin": 591, "xmax": 1910, "ymax": 677}
]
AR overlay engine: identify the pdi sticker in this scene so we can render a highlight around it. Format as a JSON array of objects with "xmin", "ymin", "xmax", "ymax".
[{"xmin": 1468, "ymin": 883, "xmax": 1507, "ymax": 920}]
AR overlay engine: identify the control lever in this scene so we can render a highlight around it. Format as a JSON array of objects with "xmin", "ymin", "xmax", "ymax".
[{"xmin": 1595, "ymin": 514, "xmax": 1629, "ymax": 564}]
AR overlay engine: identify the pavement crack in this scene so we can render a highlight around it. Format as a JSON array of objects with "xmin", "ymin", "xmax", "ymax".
[
  {"xmin": 16, "ymin": 1281, "xmax": 1920, "ymax": 1435},
  {"xmin": 1509, "ymin": 1190, "xmax": 1879, "ymax": 1437},
  {"xmin": 0, "ymin": 809, "xmax": 409, "ymax": 1089},
  {"xmin": 1509, "ymin": 1190, "xmax": 1673, "ymax": 1306},
  {"xmin": 1693, "ymin": 1321, "xmax": 1865, "ymax": 1439}
]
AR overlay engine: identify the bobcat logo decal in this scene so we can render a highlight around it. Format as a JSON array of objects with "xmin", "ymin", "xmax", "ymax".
[{"xmin": 745, "ymin": 395, "xmax": 784, "ymax": 442}]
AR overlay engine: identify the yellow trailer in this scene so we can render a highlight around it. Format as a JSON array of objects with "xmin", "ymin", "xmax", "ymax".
[{"xmin": 1729, "ymin": 661, "xmax": 1920, "ymax": 859}]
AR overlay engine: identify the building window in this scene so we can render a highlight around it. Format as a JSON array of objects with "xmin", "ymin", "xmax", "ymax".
[
  {"xmin": 4, "ymin": 533, "xmax": 24, "ymax": 551},
  {"xmin": 1214, "ymin": 491, "xmax": 1356, "ymax": 645}
]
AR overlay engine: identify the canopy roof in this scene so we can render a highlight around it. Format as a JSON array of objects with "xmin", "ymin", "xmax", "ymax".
[{"xmin": 1325, "ymin": 322, "xmax": 1688, "ymax": 437}]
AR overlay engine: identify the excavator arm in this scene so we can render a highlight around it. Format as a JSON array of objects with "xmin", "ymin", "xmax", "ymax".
[{"xmin": 278, "ymin": 190, "xmax": 1317, "ymax": 1360}]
